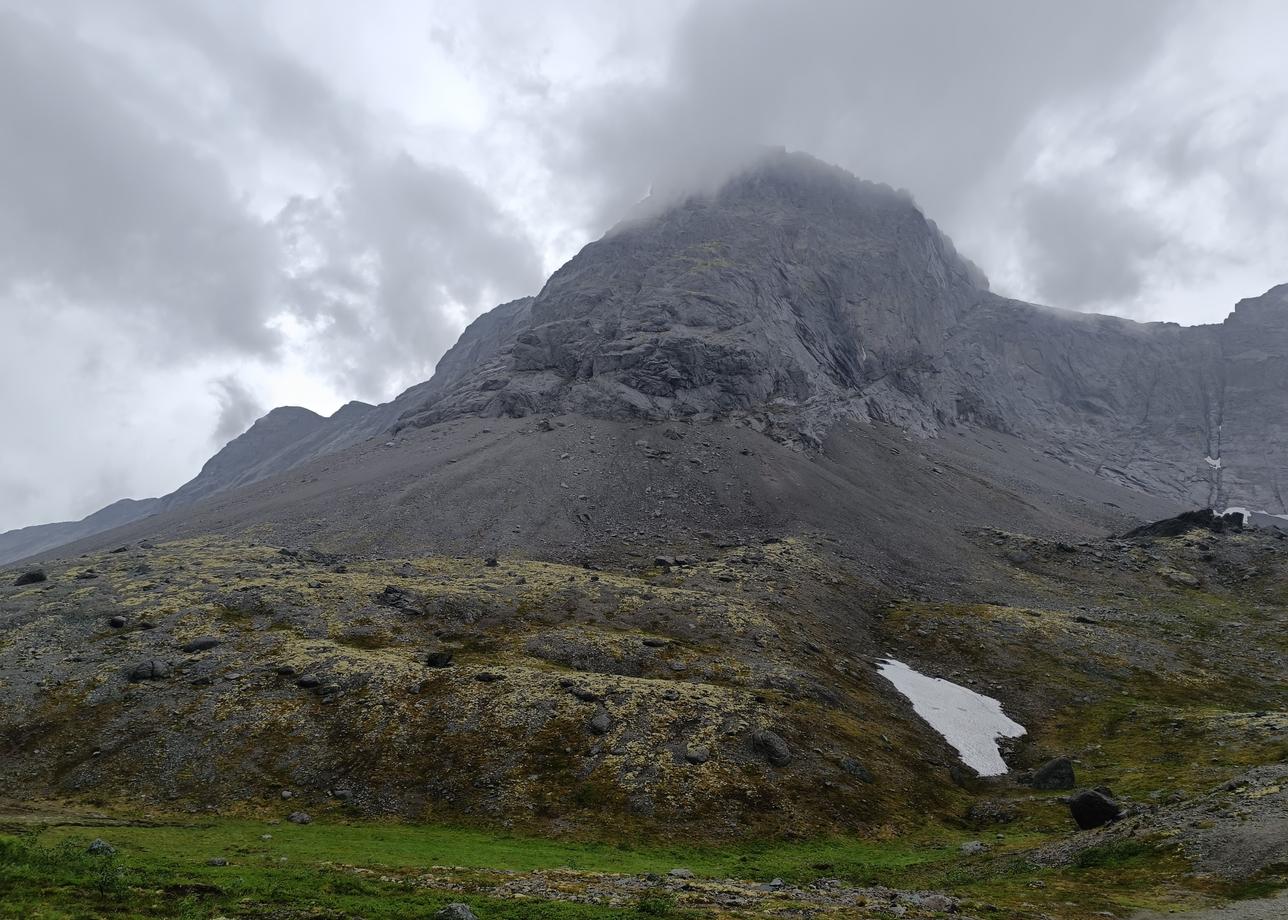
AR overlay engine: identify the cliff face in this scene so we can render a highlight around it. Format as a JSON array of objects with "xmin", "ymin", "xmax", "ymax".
[{"xmin": 393, "ymin": 153, "xmax": 987, "ymax": 443}]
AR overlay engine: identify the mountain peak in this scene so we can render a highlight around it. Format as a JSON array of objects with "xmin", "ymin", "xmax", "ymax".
[{"xmin": 393, "ymin": 152, "xmax": 986, "ymax": 442}]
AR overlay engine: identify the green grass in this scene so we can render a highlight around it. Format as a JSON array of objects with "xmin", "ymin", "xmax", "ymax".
[{"xmin": 0, "ymin": 814, "xmax": 1245, "ymax": 920}]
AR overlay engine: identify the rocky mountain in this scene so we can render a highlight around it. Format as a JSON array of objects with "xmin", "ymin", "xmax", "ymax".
[
  {"xmin": 4, "ymin": 151, "xmax": 1287, "ymax": 917},
  {"xmin": 3, "ymin": 149, "xmax": 1285, "ymax": 567}
]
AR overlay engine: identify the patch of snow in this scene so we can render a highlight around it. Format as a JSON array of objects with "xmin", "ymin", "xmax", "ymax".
[
  {"xmin": 877, "ymin": 658, "xmax": 1025, "ymax": 776},
  {"xmin": 1225, "ymin": 505, "xmax": 1288, "ymax": 523},
  {"xmin": 1205, "ymin": 456, "xmax": 1222, "ymax": 469}
]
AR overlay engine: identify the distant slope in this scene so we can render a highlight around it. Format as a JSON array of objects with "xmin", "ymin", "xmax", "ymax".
[{"xmin": 0, "ymin": 497, "xmax": 160, "ymax": 565}]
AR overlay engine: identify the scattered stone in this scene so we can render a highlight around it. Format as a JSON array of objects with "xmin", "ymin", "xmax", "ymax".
[
  {"xmin": 668, "ymin": 868, "xmax": 694, "ymax": 879},
  {"xmin": 425, "ymin": 650, "xmax": 454, "ymax": 668},
  {"xmin": 840, "ymin": 757, "xmax": 874, "ymax": 783},
  {"xmin": 295, "ymin": 675, "xmax": 321, "ymax": 689},
  {"xmin": 13, "ymin": 569, "xmax": 46, "ymax": 586},
  {"xmin": 484, "ymin": 557, "xmax": 498, "ymax": 567},
  {"xmin": 127, "ymin": 659, "xmax": 171, "ymax": 682},
  {"xmin": 568, "ymin": 686, "xmax": 599, "ymax": 702},
  {"xmin": 751, "ymin": 728, "xmax": 792, "ymax": 767},
  {"xmin": 1028, "ymin": 755, "xmax": 1076, "ymax": 790},
  {"xmin": 181, "ymin": 636, "xmax": 221, "ymax": 653},
  {"xmin": 959, "ymin": 840, "xmax": 989, "ymax": 855},
  {"xmin": 1069, "ymin": 789, "xmax": 1122, "ymax": 829},
  {"xmin": 434, "ymin": 905, "xmax": 478, "ymax": 920},
  {"xmin": 206, "ymin": 857, "xmax": 228, "ymax": 867},
  {"xmin": 1160, "ymin": 568, "xmax": 1202, "ymax": 589},
  {"xmin": 287, "ymin": 811, "xmax": 312, "ymax": 825},
  {"xmin": 588, "ymin": 710, "xmax": 612, "ymax": 735},
  {"xmin": 475, "ymin": 671, "xmax": 504, "ymax": 682},
  {"xmin": 108, "ymin": 616, "xmax": 127, "ymax": 628},
  {"xmin": 86, "ymin": 838, "xmax": 115, "ymax": 856},
  {"xmin": 685, "ymin": 745, "xmax": 711, "ymax": 764}
]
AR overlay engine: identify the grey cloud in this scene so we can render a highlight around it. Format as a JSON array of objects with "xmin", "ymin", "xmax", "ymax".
[
  {"xmin": 211, "ymin": 375, "xmax": 264, "ymax": 443},
  {"xmin": 549, "ymin": 0, "xmax": 1187, "ymax": 237},
  {"xmin": 0, "ymin": 6, "xmax": 281, "ymax": 356},
  {"xmin": 278, "ymin": 154, "xmax": 544, "ymax": 398},
  {"xmin": 1016, "ymin": 183, "xmax": 1170, "ymax": 309}
]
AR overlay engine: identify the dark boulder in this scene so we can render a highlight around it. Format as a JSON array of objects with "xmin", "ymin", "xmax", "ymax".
[
  {"xmin": 287, "ymin": 811, "xmax": 312, "ymax": 825},
  {"xmin": 374, "ymin": 585, "xmax": 418, "ymax": 611},
  {"xmin": 181, "ymin": 636, "xmax": 221, "ymax": 653},
  {"xmin": 1029, "ymin": 755, "xmax": 1076, "ymax": 790},
  {"xmin": 13, "ymin": 569, "xmax": 46, "ymax": 586},
  {"xmin": 425, "ymin": 650, "xmax": 454, "ymax": 668},
  {"xmin": 1121, "ymin": 509, "xmax": 1244, "ymax": 540},
  {"xmin": 108, "ymin": 615, "xmax": 127, "ymax": 628},
  {"xmin": 588, "ymin": 710, "xmax": 612, "ymax": 735},
  {"xmin": 1069, "ymin": 789, "xmax": 1121, "ymax": 829},
  {"xmin": 751, "ymin": 728, "xmax": 792, "ymax": 767}
]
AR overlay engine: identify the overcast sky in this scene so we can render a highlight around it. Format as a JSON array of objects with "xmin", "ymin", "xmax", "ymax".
[{"xmin": 2, "ymin": 0, "xmax": 1287, "ymax": 533}]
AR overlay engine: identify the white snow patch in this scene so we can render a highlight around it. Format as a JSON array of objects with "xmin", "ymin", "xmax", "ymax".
[
  {"xmin": 1205, "ymin": 456, "xmax": 1222, "ymax": 469},
  {"xmin": 1225, "ymin": 506, "xmax": 1288, "ymax": 523},
  {"xmin": 878, "ymin": 659, "xmax": 1025, "ymax": 776}
]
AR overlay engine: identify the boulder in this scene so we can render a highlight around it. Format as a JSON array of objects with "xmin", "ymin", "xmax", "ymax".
[
  {"xmin": 1069, "ymin": 789, "xmax": 1121, "ymax": 829},
  {"xmin": 588, "ymin": 710, "xmax": 612, "ymax": 735},
  {"xmin": 287, "ymin": 811, "xmax": 312, "ymax": 825},
  {"xmin": 181, "ymin": 636, "xmax": 221, "ymax": 653},
  {"xmin": 13, "ymin": 569, "xmax": 46, "ymax": 586},
  {"xmin": 1029, "ymin": 755, "xmax": 1076, "ymax": 790},
  {"xmin": 435, "ymin": 907, "xmax": 478, "ymax": 920},
  {"xmin": 108, "ymin": 616, "xmax": 127, "ymax": 628},
  {"xmin": 425, "ymin": 650, "xmax": 454, "ymax": 668},
  {"xmin": 751, "ymin": 728, "xmax": 792, "ymax": 767},
  {"xmin": 128, "ymin": 659, "xmax": 171, "ymax": 682},
  {"xmin": 685, "ymin": 745, "xmax": 711, "ymax": 765}
]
